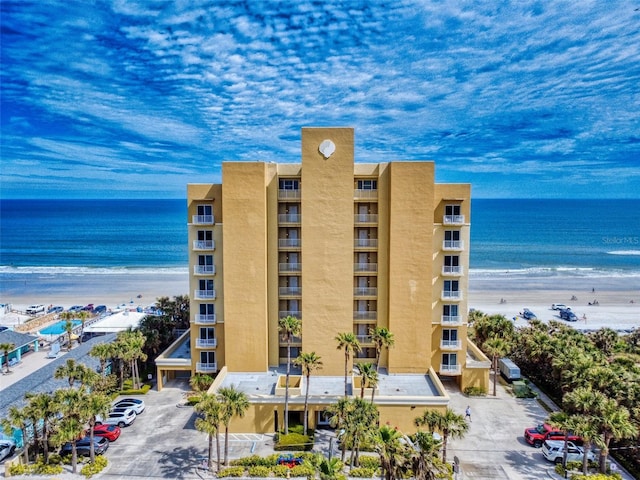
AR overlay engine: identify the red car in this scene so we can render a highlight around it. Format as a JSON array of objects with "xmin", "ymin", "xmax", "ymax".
[
  {"xmin": 524, "ymin": 423, "xmax": 582, "ymax": 448},
  {"xmin": 92, "ymin": 424, "xmax": 121, "ymax": 442}
]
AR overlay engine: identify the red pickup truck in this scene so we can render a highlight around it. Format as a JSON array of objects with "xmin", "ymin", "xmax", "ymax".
[{"xmin": 524, "ymin": 423, "xmax": 582, "ymax": 448}]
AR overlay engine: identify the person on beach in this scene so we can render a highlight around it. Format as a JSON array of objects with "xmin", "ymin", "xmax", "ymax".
[{"xmin": 465, "ymin": 406, "xmax": 471, "ymax": 422}]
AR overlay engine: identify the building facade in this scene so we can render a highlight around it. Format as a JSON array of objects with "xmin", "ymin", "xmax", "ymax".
[{"xmin": 156, "ymin": 127, "xmax": 489, "ymax": 432}]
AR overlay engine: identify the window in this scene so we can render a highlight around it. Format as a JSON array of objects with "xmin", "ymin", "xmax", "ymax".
[
  {"xmin": 443, "ymin": 305, "xmax": 459, "ymax": 316},
  {"xmin": 279, "ymin": 179, "xmax": 299, "ymax": 190},
  {"xmin": 442, "ymin": 329, "xmax": 458, "ymax": 342},
  {"xmin": 444, "ymin": 230, "xmax": 460, "ymax": 241},
  {"xmin": 279, "ymin": 346, "xmax": 301, "ymax": 358},
  {"xmin": 198, "ymin": 255, "xmax": 214, "ymax": 266},
  {"xmin": 444, "ymin": 256, "xmax": 459, "ymax": 267},
  {"xmin": 442, "ymin": 353, "xmax": 457, "ymax": 366},
  {"xmin": 357, "ymin": 180, "xmax": 377, "ymax": 190},
  {"xmin": 199, "ymin": 327, "xmax": 215, "ymax": 341},
  {"xmin": 199, "ymin": 279, "xmax": 214, "ymax": 291},
  {"xmin": 199, "ymin": 304, "xmax": 215, "ymax": 315},
  {"xmin": 197, "ymin": 205, "xmax": 212, "ymax": 216},
  {"xmin": 200, "ymin": 351, "xmax": 216, "ymax": 364},
  {"xmin": 197, "ymin": 230, "xmax": 213, "ymax": 241},
  {"xmin": 445, "ymin": 205, "xmax": 460, "ymax": 216},
  {"xmin": 444, "ymin": 280, "xmax": 459, "ymax": 292}
]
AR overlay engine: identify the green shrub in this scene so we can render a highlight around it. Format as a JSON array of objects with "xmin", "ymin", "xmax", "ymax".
[
  {"xmin": 232, "ymin": 455, "xmax": 274, "ymax": 467},
  {"xmin": 8, "ymin": 463, "xmax": 30, "ymax": 476},
  {"xmin": 357, "ymin": 456, "xmax": 380, "ymax": 470},
  {"xmin": 290, "ymin": 464, "xmax": 316, "ymax": 479},
  {"xmin": 463, "ymin": 386, "xmax": 487, "ymax": 396},
  {"xmin": 349, "ymin": 467, "xmax": 375, "ymax": 477},
  {"xmin": 272, "ymin": 465, "xmax": 292, "ymax": 477},
  {"xmin": 33, "ymin": 459, "xmax": 64, "ymax": 475},
  {"xmin": 119, "ymin": 384, "xmax": 151, "ymax": 395},
  {"xmin": 265, "ymin": 453, "xmax": 282, "ymax": 466},
  {"xmin": 81, "ymin": 456, "xmax": 108, "ymax": 478},
  {"xmin": 571, "ymin": 474, "xmax": 622, "ymax": 480},
  {"xmin": 48, "ymin": 453, "xmax": 63, "ymax": 464},
  {"xmin": 274, "ymin": 432, "xmax": 313, "ymax": 451},
  {"xmin": 217, "ymin": 466, "xmax": 246, "ymax": 477},
  {"xmin": 248, "ymin": 465, "xmax": 271, "ymax": 477}
]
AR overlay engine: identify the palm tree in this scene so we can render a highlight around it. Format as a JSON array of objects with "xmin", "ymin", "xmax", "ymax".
[
  {"xmin": 294, "ymin": 351, "xmax": 323, "ymax": 436},
  {"xmin": 326, "ymin": 398, "xmax": 352, "ymax": 462},
  {"xmin": 571, "ymin": 416, "xmax": 603, "ymax": 475},
  {"xmin": 370, "ymin": 327, "xmax": 394, "ymax": 373},
  {"xmin": 25, "ymin": 392, "xmax": 58, "ymax": 464},
  {"xmin": 218, "ymin": 385, "xmax": 249, "ymax": 466},
  {"xmin": 597, "ymin": 398, "xmax": 637, "ymax": 473},
  {"xmin": 0, "ymin": 342, "xmax": 15, "ymax": 374},
  {"xmin": 90, "ymin": 342, "xmax": 114, "ymax": 375},
  {"xmin": 346, "ymin": 398, "xmax": 379, "ymax": 468},
  {"xmin": 54, "ymin": 358, "xmax": 89, "ymax": 388},
  {"xmin": 335, "ymin": 332, "xmax": 361, "ymax": 397},
  {"xmin": 279, "ymin": 315, "xmax": 302, "ymax": 433},
  {"xmin": 3, "ymin": 405, "xmax": 30, "ymax": 463},
  {"xmin": 483, "ymin": 336, "xmax": 509, "ymax": 396},
  {"xmin": 549, "ymin": 411, "xmax": 580, "ymax": 468},
  {"xmin": 190, "ymin": 373, "xmax": 214, "ymax": 394},
  {"xmin": 411, "ymin": 430, "xmax": 450, "ymax": 480},
  {"xmin": 375, "ymin": 424, "xmax": 406, "ymax": 480},
  {"xmin": 76, "ymin": 310, "xmax": 90, "ymax": 344},
  {"xmin": 59, "ymin": 311, "xmax": 76, "ymax": 351},
  {"xmin": 54, "ymin": 388, "xmax": 88, "ymax": 474},
  {"xmin": 354, "ymin": 362, "xmax": 377, "ymax": 399},
  {"xmin": 84, "ymin": 392, "xmax": 111, "ymax": 463},
  {"xmin": 194, "ymin": 393, "xmax": 223, "ymax": 472},
  {"xmin": 414, "ymin": 408, "xmax": 468, "ymax": 463}
]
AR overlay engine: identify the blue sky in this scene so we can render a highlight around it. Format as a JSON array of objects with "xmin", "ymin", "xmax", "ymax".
[{"xmin": 1, "ymin": 1, "xmax": 639, "ymax": 199}]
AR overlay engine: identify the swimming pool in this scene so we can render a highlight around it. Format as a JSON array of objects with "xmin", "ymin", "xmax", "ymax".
[{"xmin": 40, "ymin": 320, "xmax": 81, "ymax": 335}]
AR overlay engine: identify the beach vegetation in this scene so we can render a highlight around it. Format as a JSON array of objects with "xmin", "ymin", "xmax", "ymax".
[
  {"xmin": 279, "ymin": 315, "xmax": 302, "ymax": 434},
  {"xmin": 414, "ymin": 407, "xmax": 468, "ymax": 464}
]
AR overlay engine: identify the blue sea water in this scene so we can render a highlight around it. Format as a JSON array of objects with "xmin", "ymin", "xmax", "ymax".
[{"xmin": 1, "ymin": 198, "xmax": 639, "ymax": 278}]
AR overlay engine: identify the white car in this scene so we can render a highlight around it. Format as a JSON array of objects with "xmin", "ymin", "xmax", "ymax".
[
  {"xmin": 113, "ymin": 398, "xmax": 145, "ymax": 414},
  {"xmin": 552, "ymin": 304, "xmax": 567, "ymax": 311},
  {"xmin": 97, "ymin": 408, "xmax": 136, "ymax": 428},
  {"xmin": 542, "ymin": 440, "xmax": 596, "ymax": 464},
  {"xmin": 0, "ymin": 439, "xmax": 16, "ymax": 462},
  {"xmin": 26, "ymin": 304, "xmax": 45, "ymax": 315}
]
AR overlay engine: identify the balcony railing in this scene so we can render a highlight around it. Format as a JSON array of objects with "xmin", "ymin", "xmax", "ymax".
[
  {"xmin": 354, "ymin": 239, "xmax": 378, "ymax": 248},
  {"xmin": 280, "ymin": 335, "xmax": 302, "ymax": 344},
  {"xmin": 195, "ymin": 289, "xmax": 216, "ymax": 300},
  {"xmin": 442, "ymin": 290, "xmax": 462, "ymax": 300},
  {"xmin": 193, "ymin": 240, "xmax": 215, "ymax": 250},
  {"xmin": 279, "ymin": 238, "xmax": 301, "ymax": 248},
  {"xmin": 442, "ymin": 240, "xmax": 463, "ymax": 250},
  {"xmin": 441, "ymin": 315, "xmax": 462, "ymax": 325},
  {"xmin": 439, "ymin": 364, "xmax": 461, "ymax": 375},
  {"xmin": 279, "ymin": 287, "xmax": 302, "ymax": 296},
  {"xmin": 278, "ymin": 189, "xmax": 301, "ymax": 200},
  {"xmin": 354, "ymin": 287, "xmax": 377, "ymax": 297},
  {"xmin": 354, "ymin": 311, "xmax": 377, "ymax": 320},
  {"xmin": 443, "ymin": 215, "xmax": 465, "ymax": 225},
  {"xmin": 194, "ymin": 265, "xmax": 216, "ymax": 275},
  {"xmin": 440, "ymin": 339, "xmax": 462, "ymax": 350},
  {"xmin": 442, "ymin": 265, "xmax": 463, "ymax": 276},
  {"xmin": 195, "ymin": 313, "xmax": 216, "ymax": 324},
  {"xmin": 356, "ymin": 335, "xmax": 373, "ymax": 344},
  {"xmin": 354, "ymin": 214, "xmax": 378, "ymax": 223},
  {"xmin": 354, "ymin": 189, "xmax": 378, "ymax": 200},
  {"xmin": 279, "ymin": 263, "xmax": 301, "ymax": 273},
  {"xmin": 278, "ymin": 214, "xmax": 301, "ymax": 223},
  {"xmin": 354, "ymin": 263, "xmax": 378, "ymax": 273},
  {"xmin": 196, "ymin": 362, "xmax": 218, "ymax": 373},
  {"xmin": 279, "ymin": 311, "xmax": 301, "ymax": 319},
  {"xmin": 196, "ymin": 338, "xmax": 217, "ymax": 348},
  {"xmin": 192, "ymin": 215, "xmax": 215, "ymax": 225}
]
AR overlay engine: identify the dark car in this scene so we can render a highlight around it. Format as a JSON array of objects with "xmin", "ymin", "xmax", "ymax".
[
  {"xmin": 68, "ymin": 305, "xmax": 84, "ymax": 313},
  {"xmin": 47, "ymin": 306, "xmax": 64, "ymax": 314},
  {"xmin": 92, "ymin": 305, "xmax": 107, "ymax": 315},
  {"xmin": 522, "ymin": 308, "xmax": 537, "ymax": 320},
  {"xmin": 60, "ymin": 436, "xmax": 109, "ymax": 456},
  {"xmin": 81, "ymin": 304, "xmax": 94, "ymax": 312},
  {"xmin": 559, "ymin": 308, "xmax": 578, "ymax": 322}
]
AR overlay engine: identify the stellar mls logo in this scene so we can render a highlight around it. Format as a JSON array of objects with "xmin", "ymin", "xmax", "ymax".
[{"xmin": 602, "ymin": 236, "xmax": 639, "ymax": 244}]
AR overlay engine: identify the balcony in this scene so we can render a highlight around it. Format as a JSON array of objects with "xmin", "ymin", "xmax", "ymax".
[
  {"xmin": 354, "ymin": 189, "xmax": 378, "ymax": 200},
  {"xmin": 195, "ymin": 314, "xmax": 216, "ymax": 324},
  {"xmin": 278, "ymin": 189, "xmax": 301, "ymax": 200},
  {"xmin": 195, "ymin": 289, "xmax": 216, "ymax": 300},
  {"xmin": 442, "ymin": 240, "xmax": 463, "ymax": 250},
  {"xmin": 279, "ymin": 311, "xmax": 301, "ymax": 319},
  {"xmin": 279, "ymin": 238, "xmax": 301, "ymax": 249},
  {"xmin": 439, "ymin": 364, "xmax": 461, "ymax": 375},
  {"xmin": 441, "ymin": 315, "xmax": 462, "ymax": 325},
  {"xmin": 194, "ymin": 265, "xmax": 216, "ymax": 275},
  {"xmin": 354, "ymin": 239, "xmax": 378, "ymax": 249},
  {"xmin": 278, "ymin": 214, "xmax": 301, "ymax": 224},
  {"xmin": 442, "ymin": 290, "xmax": 462, "ymax": 300},
  {"xmin": 196, "ymin": 362, "xmax": 218, "ymax": 373},
  {"xmin": 442, "ymin": 265, "xmax": 463, "ymax": 276},
  {"xmin": 192, "ymin": 215, "xmax": 215, "ymax": 225},
  {"xmin": 196, "ymin": 338, "xmax": 217, "ymax": 348},
  {"xmin": 354, "ymin": 287, "xmax": 377, "ymax": 297},
  {"xmin": 193, "ymin": 240, "xmax": 215, "ymax": 250},
  {"xmin": 441, "ymin": 339, "xmax": 462, "ymax": 350},
  {"xmin": 354, "ymin": 214, "xmax": 378, "ymax": 224},
  {"xmin": 279, "ymin": 263, "xmax": 301, "ymax": 273},
  {"xmin": 279, "ymin": 286, "xmax": 302, "ymax": 296},
  {"xmin": 355, "ymin": 335, "xmax": 373, "ymax": 344},
  {"xmin": 354, "ymin": 311, "xmax": 377, "ymax": 320},
  {"xmin": 354, "ymin": 263, "xmax": 378, "ymax": 273},
  {"xmin": 443, "ymin": 215, "xmax": 465, "ymax": 225}
]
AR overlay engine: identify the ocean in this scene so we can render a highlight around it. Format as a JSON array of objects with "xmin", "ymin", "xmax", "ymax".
[{"xmin": 1, "ymin": 198, "xmax": 639, "ymax": 279}]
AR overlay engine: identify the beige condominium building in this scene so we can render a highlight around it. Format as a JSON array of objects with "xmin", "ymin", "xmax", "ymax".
[{"xmin": 156, "ymin": 127, "xmax": 490, "ymax": 433}]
